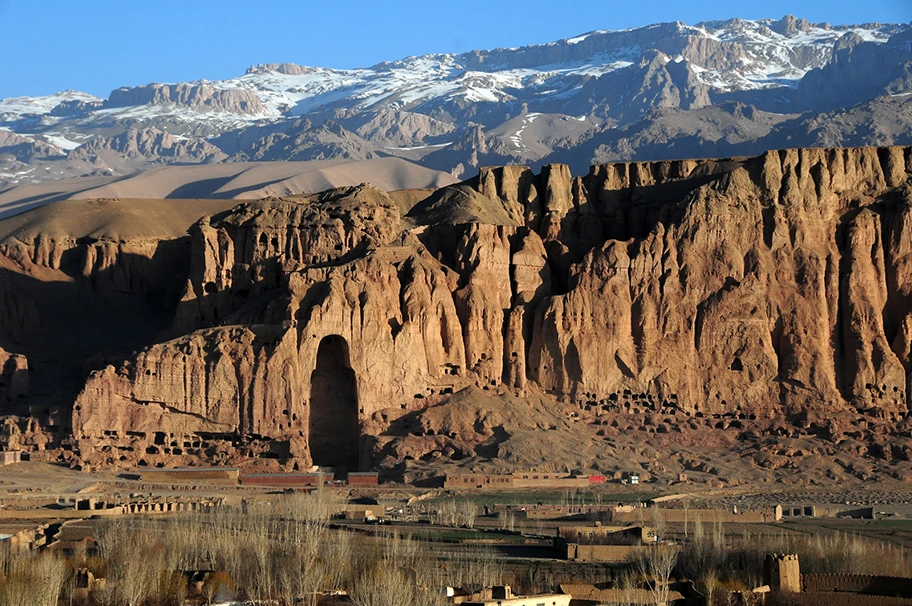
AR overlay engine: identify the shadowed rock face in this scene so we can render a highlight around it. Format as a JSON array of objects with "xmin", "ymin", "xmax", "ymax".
[
  {"xmin": 309, "ymin": 335, "xmax": 359, "ymax": 472},
  {"xmin": 53, "ymin": 145, "xmax": 912, "ymax": 469}
]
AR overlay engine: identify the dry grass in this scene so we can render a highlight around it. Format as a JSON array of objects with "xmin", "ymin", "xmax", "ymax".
[
  {"xmin": 0, "ymin": 489, "xmax": 509, "ymax": 605},
  {"xmin": 605, "ymin": 516, "xmax": 912, "ymax": 606},
  {"xmin": 677, "ymin": 517, "xmax": 912, "ymax": 598},
  {"xmin": 0, "ymin": 549, "xmax": 67, "ymax": 606},
  {"xmin": 4, "ymin": 491, "xmax": 911, "ymax": 605}
]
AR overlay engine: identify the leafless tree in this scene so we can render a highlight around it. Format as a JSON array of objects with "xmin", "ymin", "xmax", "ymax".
[
  {"xmin": 637, "ymin": 543, "xmax": 678, "ymax": 606},
  {"xmin": 701, "ymin": 568, "xmax": 719, "ymax": 606},
  {"xmin": 0, "ymin": 551, "xmax": 68, "ymax": 606}
]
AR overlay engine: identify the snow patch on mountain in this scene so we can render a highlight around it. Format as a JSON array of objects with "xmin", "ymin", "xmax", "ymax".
[
  {"xmin": 686, "ymin": 19, "xmax": 899, "ymax": 91},
  {"xmin": 0, "ymin": 90, "xmax": 101, "ymax": 120},
  {"xmin": 0, "ymin": 15, "xmax": 908, "ymax": 190},
  {"xmin": 510, "ymin": 113, "xmax": 541, "ymax": 148},
  {"xmin": 4, "ymin": 17, "xmax": 899, "ymax": 132},
  {"xmin": 42, "ymin": 134, "xmax": 82, "ymax": 151}
]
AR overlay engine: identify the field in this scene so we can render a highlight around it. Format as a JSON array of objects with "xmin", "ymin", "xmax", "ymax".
[{"xmin": 1, "ymin": 461, "xmax": 912, "ymax": 604}]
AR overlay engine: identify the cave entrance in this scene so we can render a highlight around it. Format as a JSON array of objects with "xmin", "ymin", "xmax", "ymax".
[{"xmin": 309, "ymin": 335, "xmax": 360, "ymax": 473}]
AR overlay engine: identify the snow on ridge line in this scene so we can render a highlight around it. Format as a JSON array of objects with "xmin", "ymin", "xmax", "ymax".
[
  {"xmin": 0, "ymin": 17, "xmax": 907, "ymax": 123},
  {"xmin": 209, "ymin": 52, "xmax": 642, "ymax": 114},
  {"xmin": 218, "ymin": 17, "xmax": 900, "ymax": 88},
  {"xmin": 203, "ymin": 20, "xmax": 898, "ymax": 111},
  {"xmin": 566, "ymin": 30, "xmax": 608, "ymax": 45},
  {"xmin": 0, "ymin": 91, "xmax": 103, "ymax": 119}
]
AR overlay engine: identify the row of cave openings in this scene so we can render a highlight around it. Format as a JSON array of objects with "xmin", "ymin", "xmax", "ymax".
[
  {"xmin": 110, "ymin": 340, "xmax": 766, "ymax": 470},
  {"xmin": 97, "ymin": 335, "xmax": 362, "ymax": 472}
]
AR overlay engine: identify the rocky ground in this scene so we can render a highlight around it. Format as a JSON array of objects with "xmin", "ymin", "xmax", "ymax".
[{"xmin": 368, "ymin": 385, "xmax": 912, "ymax": 488}]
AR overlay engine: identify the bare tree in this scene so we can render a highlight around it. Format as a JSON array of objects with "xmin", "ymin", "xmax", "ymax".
[
  {"xmin": 682, "ymin": 498, "xmax": 690, "ymax": 539},
  {"xmin": 457, "ymin": 499, "xmax": 477, "ymax": 528},
  {"xmin": 202, "ymin": 571, "xmax": 235, "ymax": 605},
  {"xmin": 498, "ymin": 510, "xmax": 515, "ymax": 532},
  {"xmin": 637, "ymin": 544, "xmax": 678, "ymax": 606},
  {"xmin": 619, "ymin": 569, "xmax": 649, "ymax": 606},
  {"xmin": 650, "ymin": 507, "xmax": 668, "ymax": 544},
  {"xmin": 436, "ymin": 498, "xmax": 458, "ymax": 527},
  {"xmin": 700, "ymin": 568, "xmax": 719, "ymax": 606},
  {"xmin": 0, "ymin": 551, "xmax": 68, "ymax": 606}
]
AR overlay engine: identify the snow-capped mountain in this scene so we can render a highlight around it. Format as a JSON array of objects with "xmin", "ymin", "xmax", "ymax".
[{"xmin": 1, "ymin": 15, "xmax": 910, "ymax": 188}]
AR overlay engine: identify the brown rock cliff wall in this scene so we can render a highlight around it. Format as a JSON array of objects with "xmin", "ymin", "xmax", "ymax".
[{"xmin": 69, "ymin": 146, "xmax": 912, "ymax": 468}]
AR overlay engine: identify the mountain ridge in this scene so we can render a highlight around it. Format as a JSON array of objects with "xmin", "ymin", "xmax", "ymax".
[{"xmin": 1, "ymin": 15, "xmax": 910, "ymax": 198}]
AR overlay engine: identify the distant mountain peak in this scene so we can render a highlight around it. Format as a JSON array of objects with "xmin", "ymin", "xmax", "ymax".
[{"xmin": 0, "ymin": 15, "xmax": 910, "ymax": 188}]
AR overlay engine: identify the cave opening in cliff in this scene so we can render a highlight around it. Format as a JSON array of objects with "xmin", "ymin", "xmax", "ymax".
[{"xmin": 309, "ymin": 335, "xmax": 360, "ymax": 473}]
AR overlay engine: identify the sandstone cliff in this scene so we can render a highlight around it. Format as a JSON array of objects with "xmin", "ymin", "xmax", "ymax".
[
  {"xmin": 67, "ymin": 145, "xmax": 912, "ymax": 471},
  {"xmin": 0, "ymin": 198, "xmax": 246, "ymax": 450}
]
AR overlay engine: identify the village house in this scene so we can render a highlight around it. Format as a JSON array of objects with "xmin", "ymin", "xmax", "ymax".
[
  {"xmin": 0, "ymin": 450, "xmax": 21, "ymax": 465},
  {"xmin": 450, "ymin": 585, "xmax": 572, "ymax": 606},
  {"xmin": 554, "ymin": 523, "xmax": 661, "ymax": 563}
]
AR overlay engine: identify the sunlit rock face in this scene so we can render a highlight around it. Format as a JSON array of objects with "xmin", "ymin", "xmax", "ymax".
[{"xmin": 67, "ymin": 146, "xmax": 912, "ymax": 469}]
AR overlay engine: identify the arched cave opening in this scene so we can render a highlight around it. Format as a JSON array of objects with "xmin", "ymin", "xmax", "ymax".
[{"xmin": 309, "ymin": 335, "xmax": 360, "ymax": 472}]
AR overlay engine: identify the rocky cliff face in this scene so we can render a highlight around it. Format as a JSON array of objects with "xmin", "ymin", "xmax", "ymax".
[
  {"xmin": 228, "ymin": 120, "xmax": 377, "ymax": 163},
  {"xmin": 68, "ymin": 145, "xmax": 912, "ymax": 471},
  {"xmin": 0, "ymin": 130, "xmax": 63, "ymax": 163},
  {"xmin": 0, "ymin": 346, "xmax": 28, "ymax": 407},
  {"xmin": 0, "ymin": 221, "xmax": 196, "ymax": 456},
  {"xmin": 68, "ymin": 127, "xmax": 226, "ymax": 166},
  {"xmin": 106, "ymin": 83, "xmax": 267, "ymax": 115}
]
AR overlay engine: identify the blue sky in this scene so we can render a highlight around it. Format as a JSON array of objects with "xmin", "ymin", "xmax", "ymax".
[{"xmin": 0, "ymin": 0, "xmax": 909, "ymax": 100}]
